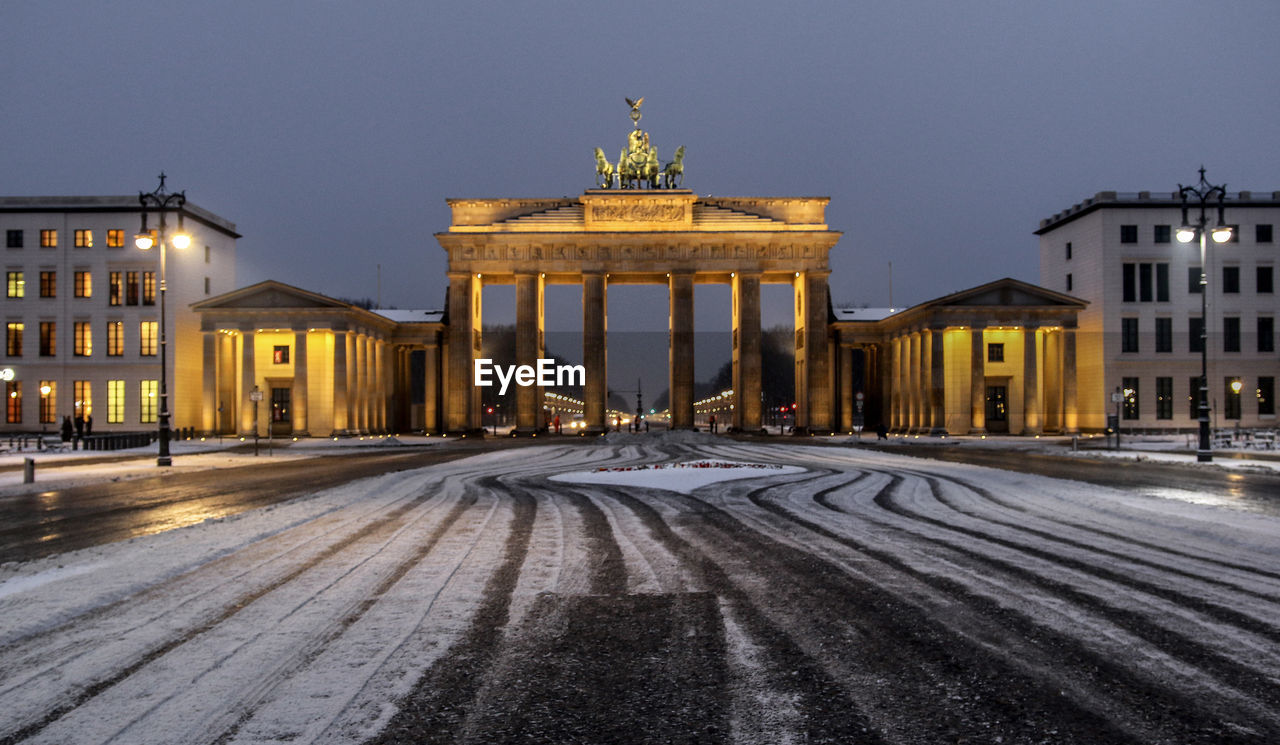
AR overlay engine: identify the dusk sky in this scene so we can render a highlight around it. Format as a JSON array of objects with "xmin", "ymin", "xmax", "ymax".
[{"xmin": 4, "ymin": 1, "xmax": 1279, "ymax": 343}]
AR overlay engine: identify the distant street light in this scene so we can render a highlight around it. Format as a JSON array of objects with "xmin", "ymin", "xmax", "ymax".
[
  {"xmin": 1176, "ymin": 167, "xmax": 1232, "ymax": 463},
  {"xmin": 136, "ymin": 173, "xmax": 190, "ymax": 467}
]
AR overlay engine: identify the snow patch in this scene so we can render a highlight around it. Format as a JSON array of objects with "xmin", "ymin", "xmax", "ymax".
[{"xmin": 549, "ymin": 460, "xmax": 805, "ymax": 494}]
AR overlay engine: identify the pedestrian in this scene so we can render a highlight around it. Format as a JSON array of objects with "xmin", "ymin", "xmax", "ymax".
[
  {"xmin": 60, "ymin": 416, "xmax": 73, "ymax": 443},
  {"xmin": 709, "ymin": 414, "xmax": 717, "ymax": 434},
  {"xmin": 74, "ymin": 414, "xmax": 84, "ymax": 438},
  {"xmin": 554, "ymin": 414, "xmax": 561, "ymax": 435},
  {"xmin": 85, "ymin": 414, "xmax": 93, "ymax": 436},
  {"xmin": 876, "ymin": 423, "xmax": 888, "ymax": 440}
]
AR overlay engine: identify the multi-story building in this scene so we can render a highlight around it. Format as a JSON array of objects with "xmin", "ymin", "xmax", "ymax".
[
  {"xmin": 1037, "ymin": 186, "xmax": 1278, "ymax": 431},
  {"xmin": 0, "ymin": 196, "xmax": 238, "ymax": 432}
]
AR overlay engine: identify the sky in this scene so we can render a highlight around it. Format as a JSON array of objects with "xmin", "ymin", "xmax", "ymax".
[{"xmin": 3, "ymin": 1, "xmax": 1279, "ymax": 391}]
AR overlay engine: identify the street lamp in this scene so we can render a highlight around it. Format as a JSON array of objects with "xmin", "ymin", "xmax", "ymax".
[
  {"xmin": 1176, "ymin": 167, "xmax": 1232, "ymax": 463},
  {"xmin": 136, "ymin": 173, "xmax": 190, "ymax": 467}
]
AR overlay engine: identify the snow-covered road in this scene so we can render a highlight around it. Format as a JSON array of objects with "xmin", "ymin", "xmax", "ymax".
[{"xmin": 1, "ymin": 438, "xmax": 1276, "ymax": 744}]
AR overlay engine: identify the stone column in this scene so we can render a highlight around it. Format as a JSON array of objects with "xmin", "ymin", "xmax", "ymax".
[
  {"xmin": 424, "ymin": 341, "xmax": 439, "ymax": 433},
  {"xmin": 352, "ymin": 332, "xmax": 366, "ymax": 433},
  {"xmin": 907, "ymin": 331, "xmax": 920, "ymax": 432},
  {"xmin": 731, "ymin": 272, "xmax": 762, "ymax": 431},
  {"xmin": 239, "ymin": 329, "xmax": 256, "ymax": 435},
  {"xmin": 1022, "ymin": 325, "xmax": 1041, "ymax": 434},
  {"xmin": 876, "ymin": 340, "xmax": 892, "ymax": 432},
  {"xmin": 292, "ymin": 330, "xmax": 309, "ymax": 436},
  {"xmin": 840, "ymin": 345, "xmax": 854, "ymax": 431},
  {"xmin": 375, "ymin": 339, "xmax": 387, "ymax": 433},
  {"xmin": 333, "ymin": 330, "xmax": 349, "ymax": 434},
  {"xmin": 930, "ymin": 327, "xmax": 946, "ymax": 435},
  {"xmin": 583, "ymin": 273, "xmax": 608, "ymax": 433},
  {"xmin": 891, "ymin": 334, "xmax": 903, "ymax": 430},
  {"xmin": 669, "ymin": 272, "xmax": 695, "ymax": 430},
  {"xmin": 969, "ymin": 324, "xmax": 986, "ymax": 433},
  {"xmin": 201, "ymin": 331, "xmax": 217, "ymax": 435},
  {"xmin": 1044, "ymin": 329, "xmax": 1062, "ymax": 432},
  {"xmin": 1063, "ymin": 327, "xmax": 1079, "ymax": 433},
  {"xmin": 792, "ymin": 272, "xmax": 831, "ymax": 434},
  {"xmin": 345, "ymin": 330, "xmax": 357, "ymax": 432},
  {"xmin": 446, "ymin": 272, "xmax": 480, "ymax": 433},
  {"xmin": 515, "ymin": 272, "xmax": 546, "ymax": 434}
]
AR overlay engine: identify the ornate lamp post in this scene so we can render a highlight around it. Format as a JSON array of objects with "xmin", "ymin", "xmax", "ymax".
[
  {"xmin": 1176, "ymin": 167, "xmax": 1233, "ymax": 463},
  {"xmin": 135, "ymin": 173, "xmax": 190, "ymax": 467}
]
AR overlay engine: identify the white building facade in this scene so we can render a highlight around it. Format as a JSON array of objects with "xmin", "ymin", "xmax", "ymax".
[
  {"xmin": 1038, "ymin": 188, "xmax": 1278, "ymax": 431},
  {"xmin": 0, "ymin": 196, "xmax": 238, "ymax": 433}
]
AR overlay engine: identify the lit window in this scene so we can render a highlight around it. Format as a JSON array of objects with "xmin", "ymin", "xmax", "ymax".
[
  {"xmin": 39, "ymin": 270, "xmax": 56, "ymax": 298},
  {"xmin": 140, "ymin": 321, "xmax": 158, "ymax": 356},
  {"xmin": 7, "ymin": 271, "xmax": 24, "ymax": 298},
  {"xmin": 107, "ymin": 321, "xmax": 123, "ymax": 356},
  {"xmin": 74, "ymin": 380, "xmax": 92, "ymax": 418},
  {"xmin": 75, "ymin": 270, "xmax": 92, "ymax": 298},
  {"xmin": 109, "ymin": 272, "xmax": 122, "ymax": 306},
  {"xmin": 74, "ymin": 321, "xmax": 92, "ymax": 356},
  {"xmin": 1122, "ymin": 377, "xmax": 1139, "ymax": 420},
  {"xmin": 126, "ymin": 271, "xmax": 139, "ymax": 306},
  {"xmin": 39, "ymin": 380, "xmax": 56, "ymax": 423},
  {"xmin": 106, "ymin": 229, "xmax": 125, "ymax": 248},
  {"xmin": 1224, "ymin": 377, "xmax": 1242, "ymax": 420},
  {"xmin": 6, "ymin": 322, "xmax": 22, "ymax": 357},
  {"xmin": 273, "ymin": 345, "xmax": 289, "ymax": 364},
  {"xmin": 74, "ymin": 229, "xmax": 93, "ymax": 248},
  {"xmin": 6, "ymin": 380, "xmax": 21, "ymax": 423},
  {"xmin": 142, "ymin": 272, "xmax": 156, "ymax": 305},
  {"xmin": 140, "ymin": 379, "xmax": 158, "ymax": 423},
  {"xmin": 108, "ymin": 379, "xmax": 125, "ymax": 423},
  {"xmin": 40, "ymin": 230, "xmax": 57, "ymax": 248}
]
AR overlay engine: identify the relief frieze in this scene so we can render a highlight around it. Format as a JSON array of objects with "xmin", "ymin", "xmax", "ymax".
[{"xmin": 591, "ymin": 203, "xmax": 686, "ymax": 222}]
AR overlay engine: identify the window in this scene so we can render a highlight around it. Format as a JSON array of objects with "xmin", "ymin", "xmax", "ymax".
[
  {"xmin": 107, "ymin": 379, "xmax": 124, "ymax": 423},
  {"xmin": 1139, "ymin": 263, "xmax": 1152, "ymax": 301},
  {"xmin": 1065, "ymin": 273, "xmax": 1072, "ymax": 292},
  {"xmin": 6, "ymin": 381, "xmax": 20, "ymax": 423},
  {"xmin": 1258, "ymin": 266, "xmax": 1274, "ymax": 294},
  {"xmin": 1155, "ymin": 377, "xmax": 1173, "ymax": 420},
  {"xmin": 1065, "ymin": 242, "xmax": 1072, "ymax": 260},
  {"xmin": 1120, "ymin": 225, "xmax": 1138, "ymax": 243},
  {"xmin": 74, "ymin": 270, "xmax": 92, "ymax": 298},
  {"xmin": 1223, "ymin": 266, "xmax": 1240, "ymax": 294},
  {"xmin": 109, "ymin": 271, "xmax": 122, "ymax": 306},
  {"xmin": 1156, "ymin": 263, "xmax": 1169, "ymax": 302},
  {"xmin": 7, "ymin": 271, "xmax": 24, "ymax": 298},
  {"xmin": 1155, "ymin": 317, "xmax": 1172, "ymax": 353},
  {"xmin": 1123, "ymin": 263, "xmax": 1136, "ymax": 302},
  {"xmin": 1122, "ymin": 378, "xmax": 1139, "ymax": 420},
  {"xmin": 1121, "ymin": 318, "xmax": 1139, "ymax": 353},
  {"xmin": 74, "ymin": 229, "xmax": 93, "ymax": 248},
  {"xmin": 273, "ymin": 345, "xmax": 290, "ymax": 364},
  {"xmin": 1122, "ymin": 262, "xmax": 1167, "ymax": 302},
  {"xmin": 1224, "ymin": 377, "xmax": 1242, "ymax": 420},
  {"xmin": 107, "ymin": 321, "xmax": 123, "ymax": 356},
  {"xmin": 1188, "ymin": 265, "xmax": 1203, "ymax": 294},
  {"xmin": 39, "ymin": 321, "xmax": 55, "ymax": 357},
  {"xmin": 1259, "ymin": 377, "xmax": 1276, "ymax": 417},
  {"xmin": 126, "ymin": 271, "xmax": 139, "ymax": 306},
  {"xmin": 1257, "ymin": 224, "xmax": 1273, "ymax": 243},
  {"xmin": 74, "ymin": 322, "xmax": 91, "ymax": 356},
  {"xmin": 1260, "ymin": 317, "xmax": 1275, "ymax": 353},
  {"xmin": 1223, "ymin": 316, "xmax": 1240, "ymax": 353},
  {"xmin": 204, "ymin": 276, "xmax": 210, "ymax": 295},
  {"xmin": 74, "ymin": 380, "xmax": 91, "ymax": 418},
  {"xmin": 142, "ymin": 272, "xmax": 156, "ymax": 305},
  {"xmin": 205, "ymin": 245, "xmax": 211, "ymax": 263},
  {"xmin": 39, "ymin": 270, "xmax": 55, "ymax": 298},
  {"xmin": 1154, "ymin": 225, "xmax": 1171, "ymax": 243},
  {"xmin": 987, "ymin": 343, "xmax": 1004, "ymax": 362},
  {"xmin": 6, "ymin": 322, "xmax": 21, "ymax": 357},
  {"xmin": 40, "ymin": 230, "xmax": 57, "ymax": 248},
  {"xmin": 38, "ymin": 380, "xmax": 55, "ymax": 423},
  {"xmin": 1189, "ymin": 317, "xmax": 1204, "ymax": 353},
  {"xmin": 5, "ymin": 230, "xmax": 21, "ymax": 248},
  {"xmin": 140, "ymin": 321, "xmax": 157, "ymax": 356},
  {"xmin": 107, "ymin": 229, "xmax": 125, "ymax": 248},
  {"xmin": 140, "ymin": 379, "xmax": 158, "ymax": 423},
  {"xmin": 1189, "ymin": 376, "xmax": 1203, "ymax": 419}
]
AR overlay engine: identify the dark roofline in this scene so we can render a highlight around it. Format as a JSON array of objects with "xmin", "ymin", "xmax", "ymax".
[
  {"xmin": 1035, "ymin": 190, "xmax": 1280, "ymax": 235},
  {"xmin": 0, "ymin": 196, "xmax": 240, "ymax": 239}
]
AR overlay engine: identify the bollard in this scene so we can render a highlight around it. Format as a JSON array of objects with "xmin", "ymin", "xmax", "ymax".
[
  {"xmin": 1072, "ymin": 435, "xmax": 1078, "ymax": 452},
  {"xmin": 22, "ymin": 457, "xmax": 35, "ymax": 484}
]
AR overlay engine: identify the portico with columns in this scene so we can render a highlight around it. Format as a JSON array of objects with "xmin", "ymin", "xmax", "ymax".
[
  {"xmin": 436, "ymin": 190, "xmax": 842, "ymax": 435},
  {"xmin": 192, "ymin": 281, "xmax": 444, "ymax": 437},
  {"xmin": 830, "ymin": 278, "xmax": 1085, "ymax": 436}
]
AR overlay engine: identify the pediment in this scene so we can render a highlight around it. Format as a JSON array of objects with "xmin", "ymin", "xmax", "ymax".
[
  {"xmin": 193, "ymin": 280, "xmax": 352, "ymax": 311},
  {"xmin": 929, "ymin": 278, "xmax": 1084, "ymax": 309}
]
